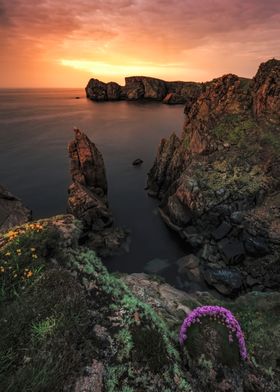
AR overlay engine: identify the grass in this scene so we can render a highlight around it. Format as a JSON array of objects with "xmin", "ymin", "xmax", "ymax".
[{"xmin": 0, "ymin": 220, "xmax": 192, "ymax": 392}]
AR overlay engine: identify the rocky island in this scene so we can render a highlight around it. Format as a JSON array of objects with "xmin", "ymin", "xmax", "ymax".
[
  {"xmin": 86, "ymin": 76, "xmax": 202, "ymax": 104},
  {"xmin": 0, "ymin": 59, "xmax": 280, "ymax": 391}
]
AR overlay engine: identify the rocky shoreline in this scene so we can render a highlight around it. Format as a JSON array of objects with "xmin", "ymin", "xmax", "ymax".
[{"xmin": 147, "ymin": 58, "xmax": 280, "ymax": 296}]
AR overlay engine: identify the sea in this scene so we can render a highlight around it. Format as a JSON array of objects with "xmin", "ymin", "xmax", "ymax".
[{"xmin": 0, "ymin": 88, "xmax": 192, "ymax": 288}]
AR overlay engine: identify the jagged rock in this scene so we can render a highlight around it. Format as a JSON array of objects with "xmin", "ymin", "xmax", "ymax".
[
  {"xmin": 67, "ymin": 129, "xmax": 128, "ymax": 255},
  {"xmin": 0, "ymin": 185, "xmax": 31, "ymax": 232},
  {"xmin": 67, "ymin": 128, "xmax": 111, "ymax": 231},
  {"xmin": 253, "ymin": 58, "xmax": 280, "ymax": 120},
  {"xmin": 147, "ymin": 58, "xmax": 280, "ymax": 292}
]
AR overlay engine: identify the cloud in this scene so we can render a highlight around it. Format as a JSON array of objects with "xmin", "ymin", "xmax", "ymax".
[{"xmin": 0, "ymin": 0, "xmax": 280, "ymax": 86}]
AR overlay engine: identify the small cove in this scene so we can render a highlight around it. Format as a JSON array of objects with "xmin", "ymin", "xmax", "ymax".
[{"xmin": 0, "ymin": 88, "xmax": 195, "ymax": 288}]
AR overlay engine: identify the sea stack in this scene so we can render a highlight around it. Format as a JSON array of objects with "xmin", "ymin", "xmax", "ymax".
[{"xmin": 67, "ymin": 128, "xmax": 128, "ymax": 255}]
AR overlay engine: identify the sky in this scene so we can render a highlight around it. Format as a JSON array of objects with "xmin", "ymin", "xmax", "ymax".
[{"xmin": 0, "ymin": 0, "xmax": 279, "ymax": 87}]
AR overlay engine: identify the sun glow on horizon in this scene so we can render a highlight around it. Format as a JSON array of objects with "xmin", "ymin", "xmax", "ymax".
[{"xmin": 60, "ymin": 59, "xmax": 195, "ymax": 82}]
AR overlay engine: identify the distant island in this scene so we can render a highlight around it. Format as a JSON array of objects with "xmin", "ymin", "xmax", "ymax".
[{"xmin": 85, "ymin": 75, "xmax": 203, "ymax": 104}]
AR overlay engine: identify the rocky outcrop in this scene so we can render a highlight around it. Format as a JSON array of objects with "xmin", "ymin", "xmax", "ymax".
[
  {"xmin": 253, "ymin": 58, "xmax": 280, "ymax": 120},
  {"xmin": 67, "ymin": 128, "xmax": 128, "ymax": 255},
  {"xmin": 147, "ymin": 59, "xmax": 280, "ymax": 296},
  {"xmin": 86, "ymin": 76, "xmax": 202, "ymax": 104},
  {"xmin": 0, "ymin": 185, "xmax": 31, "ymax": 232}
]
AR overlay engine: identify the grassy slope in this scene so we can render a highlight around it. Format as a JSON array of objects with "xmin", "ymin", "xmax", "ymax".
[{"xmin": 0, "ymin": 218, "xmax": 190, "ymax": 392}]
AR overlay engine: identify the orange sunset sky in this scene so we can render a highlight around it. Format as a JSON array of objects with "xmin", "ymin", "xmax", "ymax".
[{"xmin": 1, "ymin": 0, "xmax": 280, "ymax": 88}]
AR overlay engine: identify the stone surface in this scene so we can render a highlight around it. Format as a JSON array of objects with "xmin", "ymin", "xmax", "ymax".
[
  {"xmin": 0, "ymin": 184, "xmax": 32, "ymax": 232},
  {"xmin": 202, "ymin": 266, "xmax": 242, "ymax": 296}
]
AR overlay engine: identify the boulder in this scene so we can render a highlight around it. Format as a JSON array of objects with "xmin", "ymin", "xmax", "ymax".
[{"xmin": 202, "ymin": 266, "xmax": 242, "ymax": 296}]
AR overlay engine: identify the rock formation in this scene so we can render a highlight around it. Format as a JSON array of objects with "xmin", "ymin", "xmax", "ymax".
[
  {"xmin": 68, "ymin": 128, "xmax": 128, "ymax": 255},
  {"xmin": 147, "ymin": 58, "xmax": 280, "ymax": 296},
  {"xmin": 86, "ymin": 76, "xmax": 202, "ymax": 104},
  {"xmin": 0, "ymin": 185, "xmax": 31, "ymax": 232}
]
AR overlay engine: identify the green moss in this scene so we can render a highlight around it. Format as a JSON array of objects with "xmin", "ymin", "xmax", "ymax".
[{"xmin": 211, "ymin": 114, "xmax": 257, "ymax": 147}]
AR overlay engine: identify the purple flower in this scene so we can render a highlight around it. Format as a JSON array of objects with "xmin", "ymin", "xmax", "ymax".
[{"xmin": 179, "ymin": 305, "xmax": 248, "ymax": 360}]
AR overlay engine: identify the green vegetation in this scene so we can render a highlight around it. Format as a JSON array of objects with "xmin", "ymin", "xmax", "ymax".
[
  {"xmin": 0, "ymin": 219, "xmax": 191, "ymax": 392},
  {"xmin": 211, "ymin": 114, "xmax": 257, "ymax": 147}
]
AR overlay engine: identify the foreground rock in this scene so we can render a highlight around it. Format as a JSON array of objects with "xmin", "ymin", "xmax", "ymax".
[
  {"xmin": 0, "ymin": 185, "xmax": 31, "ymax": 232},
  {"xmin": 86, "ymin": 76, "xmax": 202, "ymax": 105},
  {"xmin": 147, "ymin": 58, "xmax": 280, "ymax": 296},
  {"xmin": 68, "ymin": 128, "xmax": 128, "ymax": 255}
]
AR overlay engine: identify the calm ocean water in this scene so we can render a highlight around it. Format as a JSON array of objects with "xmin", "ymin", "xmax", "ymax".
[{"xmin": 0, "ymin": 88, "xmax": 190, "ymax": 285}]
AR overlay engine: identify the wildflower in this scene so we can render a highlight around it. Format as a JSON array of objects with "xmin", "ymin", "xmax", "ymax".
[
  {"xmin": 0, "ymin": 266, "xmax": 5, "ymax": 273},
  {"xmin": 30, "ymin": 248, "xmax": 36, "ymax": 252},
  {"xmin": 26, "ymin": 271, "xmax": 33, "ymax": 278},
  {"xmin": 32, "ymin": 254, "xmax": 38, "ymax": 259},
  {"xmin": 179, "ymin": 305, "xmax": 248, "ymax": 361},
  {"xmin": 16, "ymin": 249, "xmax": 21, "ymax": 254}
]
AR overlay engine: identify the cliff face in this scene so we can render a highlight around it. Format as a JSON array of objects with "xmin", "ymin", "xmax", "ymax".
[
  {"xmin": 86, "ymin": 76, "xmax": 202, "ymax": 104},
  {"xmin": 147, "ymin": 59, "xmax": 280, "ymax": 296}
]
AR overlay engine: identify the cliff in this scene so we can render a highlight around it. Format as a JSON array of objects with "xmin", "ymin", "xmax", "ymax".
[
  {"xmin": 147, "ymin": 58, "xmax": 280, "ymax": 296},
  {"xmin": 85, "ymin": 76, "xmax": 202, "ymax": 104}
]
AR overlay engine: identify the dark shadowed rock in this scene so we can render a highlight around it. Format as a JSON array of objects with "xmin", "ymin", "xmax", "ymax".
[
  {"xmin": 132, "ymin": 158, "xmax": 143, "ymax": 166},
  {"xmin": 0, "ymin": 185, "xmax": 32, "ymax": 232},
  {"xmin": 220, "ymin": 240, "xmax": 245, "ymax": 265},
  {"xmin": 86, "ymin": 79, "xmax": 108, "ymax": 101},
  {"xmin": 212, "ymin": 222, "xmax": 232, "ymax": 240},
  {"xmin": 202, "ymin": 266, "xmax": 242, "ymax": 296}
]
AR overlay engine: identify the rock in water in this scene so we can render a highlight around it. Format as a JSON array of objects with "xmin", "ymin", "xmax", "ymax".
[
  {"xmin": 0, "ymin": 185, "xmax": 31, "ymax": 232},
  {"xmin": 67, "ymin": 128, "xmax": 129, "ymax": 255},
  {"xmin": 68, "ymin": 128, "xmax": 112, "ymax": 231},
  {"xmin": 132, "ymin": 158, "xmax": 143, "ymax": 166}
]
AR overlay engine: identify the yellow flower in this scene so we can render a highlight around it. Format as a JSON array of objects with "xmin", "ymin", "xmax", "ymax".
[
  {"xmin": 26, "ymin": 271, "xmax": 33, "ymax": 278},
  {"xmin": 0, "ymin": 266, "xmax": 5, "ymax": 273},
  {"xmin": 32, "ymin": 254, "xmax": 38, "ymax": 259},
  {"xmin": 16, "ymin": 249, "xmax": 21, "ymax": 253},
  {"xmin": 5, "ymin": 252, "xmax": 11, "ymax": 256}
]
